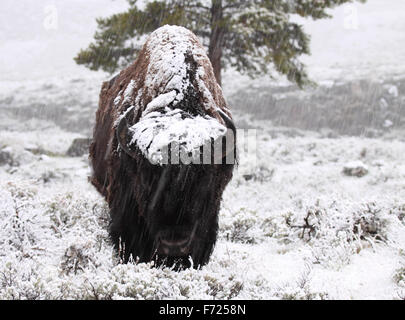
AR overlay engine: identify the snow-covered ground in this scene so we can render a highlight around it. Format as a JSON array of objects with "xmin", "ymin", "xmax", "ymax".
[
  {"xmin": 1, "ymin": 128, "xmax": 405, "ymax": 299},
  {"xmin": 1, "ymin": 0, "xmax": 405, "ymax": 299}
]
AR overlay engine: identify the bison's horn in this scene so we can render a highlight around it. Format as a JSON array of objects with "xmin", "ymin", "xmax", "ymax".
[
  {"xmin": 213, "ymin": 109, "xmax": 236, "ymax": 164},
  {"xmin": 116, "ymin": 108, "xmax": 138, "ymax": 158}
]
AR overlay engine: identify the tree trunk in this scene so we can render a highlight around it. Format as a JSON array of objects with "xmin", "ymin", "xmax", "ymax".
[{"xmin": 208, "ymin": 0, "xmax": 224, "ymax": 86}]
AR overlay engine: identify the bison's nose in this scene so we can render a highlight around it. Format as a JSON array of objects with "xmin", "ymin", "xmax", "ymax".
[
  {"xmin": 161, "ymin": 237, "xmax": 189, "ymax": 247},
  {"xmin": 156, "ymin": 223, "xmax": 198, "ymax": 256},
  {"xmin": 158, "ymin": 236, "xmax": 191, "ymax": 256}
]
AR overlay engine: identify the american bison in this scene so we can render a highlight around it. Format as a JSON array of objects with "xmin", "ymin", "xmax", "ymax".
[{"xmin": 89, "ymin": 25, "xmax": 236, "ymax": 269}]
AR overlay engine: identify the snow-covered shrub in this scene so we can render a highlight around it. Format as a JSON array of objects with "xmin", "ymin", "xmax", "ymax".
[
  {"xmin": 263, "ymin": 201, "xmax": 392, "ymax": 269},
  {"xmin": 394, "ymin": 266, "xmax": 405, "ymax": 288},
  {"xmin": 0, "ymin": 260, "xmax": 51, "ymax": 300},
  {"xmin": 390, "ymin": 204, "xmax": 405, "ymax": 226},
  {"xmin": 242, "ymin": 166, "xmax": 274, "ymax": 183},
  {"xmin": 0, "ymin": 147, "xmax": 19, "ymax": 167},
  {"xmin": 352, "ymin": 203, "xmax": 388, "ymax": 242},
  {"xmin": 342, "ymin": 161, "xmax": 369, "ymax": 177},
  {"xmin": 219, "ymin": 207, "xmax": 259, "ymax": 244},
  {"xmin": 60, "ymin": 242, "xmax": 95, "ymax": 275},
  {"xmin": 285, "ymin": 209, "xmax": 321, "ymax": 242}
]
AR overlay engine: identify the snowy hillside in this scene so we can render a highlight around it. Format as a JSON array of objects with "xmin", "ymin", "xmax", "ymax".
[{"xmin": 1, "ymin": 0, "xmax": 405, "ymax": 300}]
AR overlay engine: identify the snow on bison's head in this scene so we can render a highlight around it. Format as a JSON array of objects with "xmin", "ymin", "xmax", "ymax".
[{"xmin": 89, "ymin": 25, "xmax": 236, "ymax": 269}]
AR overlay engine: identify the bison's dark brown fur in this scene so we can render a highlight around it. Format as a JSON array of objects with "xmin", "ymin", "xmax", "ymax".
[{"xmin": 89, "ymin": 26, "xmax": 235, "ymax": 269}]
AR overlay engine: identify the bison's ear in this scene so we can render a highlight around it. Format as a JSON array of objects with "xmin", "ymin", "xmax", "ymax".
[{"xmin": 116, "ymin": 108, "xmax": 138, "ymax": 158}]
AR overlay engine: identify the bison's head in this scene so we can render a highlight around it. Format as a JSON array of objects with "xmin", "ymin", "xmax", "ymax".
[{"xmin": 114, "ymin": 95, "xmax": 236, "ymax": 269}]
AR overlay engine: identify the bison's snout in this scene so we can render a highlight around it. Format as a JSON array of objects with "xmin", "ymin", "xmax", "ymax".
[
  {"xmin": 155, "ymin": 222, "xmax": 198, "ymax": 257},
  {"xmin": 157, "ymin": 236, "xmax": 190, "ymax": 256}
]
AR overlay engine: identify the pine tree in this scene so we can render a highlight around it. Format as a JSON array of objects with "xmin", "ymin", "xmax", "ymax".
[{"xmin": 75, "ymin": 0, "xmax": 365, "ymax": 87}]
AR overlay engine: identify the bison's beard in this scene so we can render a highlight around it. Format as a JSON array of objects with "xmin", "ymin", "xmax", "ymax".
[{"xmin": 108, "ymin": 152, "xmax": 233, "ymax": 269}]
